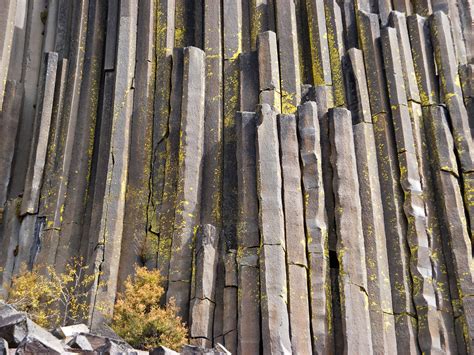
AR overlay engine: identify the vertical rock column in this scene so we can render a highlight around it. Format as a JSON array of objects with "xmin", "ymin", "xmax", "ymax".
[
  {"xmin": 166, "ymin": 46, "xmax": 206, "ymax": 323},
  {"xmin": 425, "ymin": 106, "xmax": 474, "ymax": 353},
  {"xmin": 306, "ymin": 0, "xmax": 332, "ymax": 86},
  {"xmin": 223, "ymin": 251, "xmax": 238, "ymax": 352},
  {"xmin": 347, "ymin": 45, "xmax": 398, "ymax": 353},
  {"xmin": 357, "ymin": 12, "xmax": 415, "ymax": 352},
  {"xmin": 83, "ymin": 0, "xmax": 118, "ymax": 262},
  {"xmin": 278, "ymin": 114, "xmax": 312, "ymax": 355},
  {"xmin": 459, "ymin": 64, "xmax": 473, "ymax": 130},
  {"xmin": 1, "ymin": 51, "xmax": 56, "ymax": 287},
  {"xmin": 324, "ymin": 0, "xmax": 346, "ymax": 107},
  {"xmin": 201, "ymin": 0, "xmax": 224, "ymax": 343},
  {"xmin": 50, "ymin": 0, "xmax": 95, "ymax": 271},
  {"xmin": 149, "ymin": 0, "xmax": 175, "ymax": 242},
  {"xmin": 347, "ymin": 46, "xmax": 417, "ymax": 353},
  {"xmin": 239, "ymin": 51, "xmax": 259, "ymax": 112},
  {"xmin": 430, "ymin": 11, "xmax": 474, "ymax": 240},
  {"xmin": 222, "ymin": 2, "xmax": 242, "ymax": 351},
  {"xmin": 249, "ymin": 0, "xmax": 275, "ymax": 50},
  {"xmin": 0, "ymin": 0, "xmax": 16, "ymax": 110},
  {"xmin": 118, "ymin": 0, "xmax": 157, "ymax": 288},
  {"xmin": 0, "ymin": 81, "xmax": 23, "ymax": 216},
  {"xmin": 329, "ymin": 107, "xmax": 373, "ymax": 354},
  {"xmin": 34, "ymin": 58, "xmax": 68, "ymax": 269},
  {"xmin": 256, "ymin": 104, "xmax": 291, "ymax": 354},
  {"xmin": 55, "ymin": 0, "xmax": 105, "ymax": 273},
  {"xmin": 189, "ymin": 224, "xmax": 219, "ymax": 348},
  {"xmin": 9, "ymin": 0, "xmax": 47, "ymax": 198},
  {"xmin": 258, "ymin": 31, "xmax": 281, "ymax": 112},
  {"xmin": 17, "ymin": 52, "xmax": 59, "ymax": 265},
  {"xmin": 407, "ymin": 13, "xmax": 465, "ymax": 351},
  {"xmin": 236, "ymin": 112, "xmax": 261, "ymax": 355},
  {"xmin": 274, "ymin": 0, "xmax": 301, "ymax": 114},
  {"xmin": 89, "ymin": 0, "xmax": 138, "ymax": 327},
  {"xmin": 297, "ymin": 101, "xmax": 332, "ymax": 354},
  {"xmin": 390, "ymin": 12, "xmax": 458, "ymax": 351},
  {"xmin": 311, "ymin": 85, "xmax": 341, "ymax": 353},
  {"xmin": 381, "ymin": 26, "xmax": 443, "ymax": 352},
  {"xmin": 156, "ymin": 48, "xmax": 184, "ymax": 284}
]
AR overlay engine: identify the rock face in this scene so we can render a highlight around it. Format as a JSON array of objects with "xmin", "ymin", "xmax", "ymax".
[{"xmin": 0, "ymin": 1, "xmax": 473, "ymax": 354}]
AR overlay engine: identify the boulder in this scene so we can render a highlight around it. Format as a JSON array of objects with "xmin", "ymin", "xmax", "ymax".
[
  {"xmin": 67, "ymin": 332, "xmax": 133, "ymax": 353},
  {"xmin": 0, "ymin": 312, "xmax": 28, "ymax": 347},
  {"xmin": 67, "ymin": 334, "xmax": 94, "ymax": 351},
  {"xmin": 150, "ymin": 346, "xmax": 179, "ymax": 355},
  {"xmin": 0, "ymin": 338, "xmax": 8, "ymax": 355},
  {"xmin": 0, "ymin": 307, "xmax": 63, "ymax": 353},
  {"xmin": 54, "ymin": 324, "xmax": 89, "ymax": 339},
  {"xmin": 181, "ymin": 343, "xmax": 231, "ymax": 355},
  {"xmin": 15, "ymin": 333, "xmax": 64, "ymax": 354}
]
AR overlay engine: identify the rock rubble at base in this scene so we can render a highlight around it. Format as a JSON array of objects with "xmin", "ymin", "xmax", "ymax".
[{"xmin": 0, "ymin": 304, "xmax": 230, "ymax": 355}]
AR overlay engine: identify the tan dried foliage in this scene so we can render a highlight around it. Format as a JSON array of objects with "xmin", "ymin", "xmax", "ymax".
[
  {"xmin": 2, "ymin": 258, "xmax": 95, "ymax": 329},
  {"xmin": 111, "ymin": 266, "xmax": 188, "ymax": 351}
]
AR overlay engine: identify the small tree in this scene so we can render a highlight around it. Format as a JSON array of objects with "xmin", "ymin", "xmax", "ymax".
[
  {"xmin": 3, "ymin": 258, "xmax": 95, "ymax": 329},
  {"xmin": 111, "ymin": 266, "xmax": 187, "ymax": 351}
]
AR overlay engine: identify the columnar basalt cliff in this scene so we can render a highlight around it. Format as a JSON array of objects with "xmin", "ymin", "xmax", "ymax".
[{"xmin": 0, "ymin": 0, "xmax": 473, "ymax": 354}]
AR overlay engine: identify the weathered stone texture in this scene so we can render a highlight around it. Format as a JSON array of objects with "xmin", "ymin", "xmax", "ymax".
[
  {"xmin": 166, "ymin": 46, "xmax": 206, "ymax": 323},
  {"xmin": 329, "ymin": 108, "xmax": 373, "ymax": 353},
  {"xmin": 1, "ymin": 1, "xmax": 473, "ymax": 353}
]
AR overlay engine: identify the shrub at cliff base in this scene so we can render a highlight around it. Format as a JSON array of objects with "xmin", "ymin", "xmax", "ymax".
[
  {"xmin": 2, "ymin": 258, "xmax": 95, "ymax": 329},
  {"xmin": 111, "ymin": 266, "xmax": 187, "ymax": 351}
]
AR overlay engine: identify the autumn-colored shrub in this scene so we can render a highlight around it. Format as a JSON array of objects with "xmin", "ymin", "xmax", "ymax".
[
  {"xmin": 2, "ymin": 258, "xmax": 95, "ymax": 329},
  {"xmin": 111, "ymin": 266, "xmax": 187, "ymax": 351}
]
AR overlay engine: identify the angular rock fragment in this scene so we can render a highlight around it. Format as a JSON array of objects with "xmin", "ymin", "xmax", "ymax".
[
  {"xmin": 55, "ymin": 324, "xmax": 89, "ymax": 339},
  {"xmin": 151, "ymin": 346, "xmax": 180, "ymax": 355},
  {"xmin": 0, "ymin": 338, "xmax": 8, "ymax": 355},
  {"xmin": 0, "ymin": 312, "xmax": 62, "ymax": 353}
]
